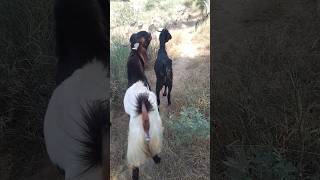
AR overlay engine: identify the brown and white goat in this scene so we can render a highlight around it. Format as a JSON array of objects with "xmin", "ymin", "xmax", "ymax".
[
  {"xmin": 127, "ymin": 34, "xmax": 152, "ymax": 89},
  {"xmin": 124, "ymin": 80, "xmax": 163, "ymax": 180}
]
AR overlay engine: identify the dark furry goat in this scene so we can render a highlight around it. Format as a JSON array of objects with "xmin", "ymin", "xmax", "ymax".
[
  {"xmin": 127, "ymin": 32, "xmax": 152, "ymax": 89},
  {"xmin": 44, "ymin": 0, "xmax": 109, "ymax": 179},
  {"xmin": 154, "ymin": 28, "xmax": 173, "ymax": 106}
]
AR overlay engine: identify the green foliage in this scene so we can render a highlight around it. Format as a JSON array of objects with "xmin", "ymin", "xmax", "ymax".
[
  {"xmin": 224, "ymin": 148, "xmax": 297, "ymax": 180},
  {"xmin": 110, "ymin": 36, "xmax": 130, "ymax": 107},
  {"xmin": 169, "ymin": 107, "xmax": 209, "ymax": 144}
]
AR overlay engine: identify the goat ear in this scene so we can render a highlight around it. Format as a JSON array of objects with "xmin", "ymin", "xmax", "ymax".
[
  {"xmin": 137, "ymin": 43, "xmax": 148, "ymax": 65},
  {"xmin": 138, "ymin": 37, "xmax": 146, "ymax": 47}
]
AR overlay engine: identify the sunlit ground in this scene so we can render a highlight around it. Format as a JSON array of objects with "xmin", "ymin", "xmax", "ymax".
[{"xmin": 178, "ymin": 37, "xmax": 197, "ymax": 58}]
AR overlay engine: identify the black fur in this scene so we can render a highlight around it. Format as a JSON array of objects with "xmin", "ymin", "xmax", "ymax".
[
  {"xmin": 127, "ymin": 50, "xmax": 151, "ymax": 89},
  {"xmin": 54, "ymin": 0, "xmax": 108, "ymax": 85},
  {"xmin": 135, "ymin": 93, "xmax": 153, "ymax": 114},
  {"xmin": 152, "ymin": 155, "xmax": 161, "ymax": 164},
  {"xmin": 154, "ymin": 28, "xmax": 173, "ymax": 106},
  {"xmin": 127, "ymin": 31, "xmax": 152, "ymax": 89},
  {"xmin": 55, "ymin": 165, "xmax": 65, "ymax": 175},
  {"xmin": 132, "ymin": 167, "xmax": 139, "ymax": 180},
  {"xmin": 78, "ymin": 100, "xmax": 110, "ymax": 174}
]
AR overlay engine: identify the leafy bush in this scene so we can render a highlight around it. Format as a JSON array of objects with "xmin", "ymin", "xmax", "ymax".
[{"xmin": 169, "ymin": 107, "xmax": 209, "ymax": 144}]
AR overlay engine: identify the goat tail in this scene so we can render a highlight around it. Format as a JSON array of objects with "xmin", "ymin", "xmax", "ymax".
[{"xmin": 127, "ymin": 93, "xmax": 163, "ymax": 167}]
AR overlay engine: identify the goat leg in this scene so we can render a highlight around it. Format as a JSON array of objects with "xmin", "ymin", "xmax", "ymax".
[
  {"xmin": 163, "ymin": 85, "xmax": 167, "ymax": 96},
  {"xmin": 144, "ymin": 76, "xmax": 151, "ymax": 91},
  {"xmin": 156, "ymin": 80, "xmax": 161, "ymax": 106},
  {"xmin": 168, "ymin": 83, "xmax": 172, "ymax": 105},
  {"xmin": 132, "ymin": 167, "xmax": 139, "ymax": 180},
  {"xmin": 152, "ymin": 154, "xmax": 161, "ymax": 164}
]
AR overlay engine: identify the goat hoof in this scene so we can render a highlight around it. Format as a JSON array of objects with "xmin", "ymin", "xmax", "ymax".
[
  {"xmin": 153, "ymin": 155, "xmax": 161, "ymax": 164},
  {"xmin": 132, "ymin": 168, "xmax": 139, "ymax": 180},
  {"xmin": 132, "ymin": 175, "xmax": 139, "ymax": 180}
]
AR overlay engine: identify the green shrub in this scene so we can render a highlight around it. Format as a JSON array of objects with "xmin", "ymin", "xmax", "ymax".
[{"xmin": 169, "ymin": 106, "xmax": 209, "ymax": 144}]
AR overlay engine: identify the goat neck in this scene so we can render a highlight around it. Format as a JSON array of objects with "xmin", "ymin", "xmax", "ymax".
[{"xmin": 159, "ymin": 41, "xmax": 167, "ymax": 53}]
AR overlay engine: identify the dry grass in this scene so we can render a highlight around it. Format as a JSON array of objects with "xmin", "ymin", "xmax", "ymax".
[
  {"xmin": 213, "ymin": 0, "xmax": 320, "ymax": 179},
  {"xmin": 0, "ymin": 0, "xmax": 56, "ymax": 179}
]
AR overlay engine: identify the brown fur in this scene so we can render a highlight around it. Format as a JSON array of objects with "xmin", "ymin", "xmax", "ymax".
[
  {"xmin": 137, "ymin": 37, "xmax": 149, "ymax": 66},
  {"xmin": 141, "ymin": 103, "xmax": 150, "ymax": 134}
]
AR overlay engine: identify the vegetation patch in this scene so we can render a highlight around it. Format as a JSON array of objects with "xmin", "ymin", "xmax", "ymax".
[{"xmin": 169, "ymin": 107, "xmax": 210, "ymax": 144}]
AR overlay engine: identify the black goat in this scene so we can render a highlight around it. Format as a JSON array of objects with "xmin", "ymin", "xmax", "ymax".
[
  {"xmin": 127, "ymin": 33, "xmax": 152, "ymax": 89},
  {"xmin": 154, "ymin": 28, "xmax": 173, "ymax": 106}
]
